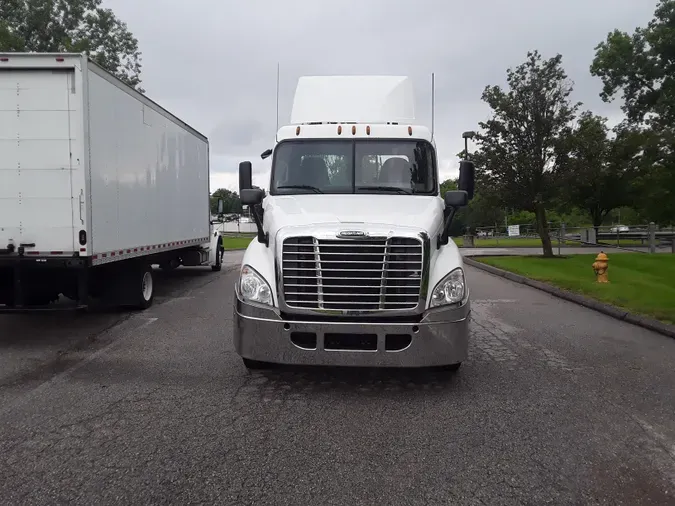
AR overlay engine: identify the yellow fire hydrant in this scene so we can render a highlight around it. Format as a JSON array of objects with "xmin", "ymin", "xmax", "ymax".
[{"xmin": 592, "ymin": 252, "xmax": 609, "ymax": 283}]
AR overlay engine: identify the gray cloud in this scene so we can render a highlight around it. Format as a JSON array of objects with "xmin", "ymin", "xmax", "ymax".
[
  {"xmin": 106, "ymin": 0, "xmax": 659, "ymax": 189},
  {"xmin": 209, "ymin": 119, "xmax": 264, "ymax": 154}
]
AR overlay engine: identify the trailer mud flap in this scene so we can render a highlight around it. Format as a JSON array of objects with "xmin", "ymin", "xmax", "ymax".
[
  {"xmin": 0, "ymin": 258, "xmax": 89, "ymax": 312},
  {"xmin": 12, "ymin": 262, "xmax": 24, "ymax": 307}
]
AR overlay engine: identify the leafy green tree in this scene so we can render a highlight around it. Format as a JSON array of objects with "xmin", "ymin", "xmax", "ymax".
[
  {"xmin": 439, "ymin": 178, "xmax": 466, "ymax": 236},
  {"xmin": 0, "ymin": 0, "xmax": 142, "ymax": 89},
  {"xmin": 590, "ymin": 0, "xmax": 675, "ymax": 223},
  {"xmin": 210, "ymin": 188, "xmax": 242, "ymax": 215},
  {"xmin": 439, "ymin": 178, "xmax": 458, "ymax": 195},
  {"xmin": 439, "ymin": 176, "xmax": 507, "ymax": 236},
  {"xmin": 475, "ymin": 51, "xmax": 579, "ymax": 256},
  {"xmin": 557, "ymin": 111, "xmax": 643, "ymax": 231},
  {"xmin": 468, "ymin": 192, "xmax": 506, "ymax": 230},
  {"xmin": 508, "ymin": 210, "xmax": 537, "ymax": 227}
]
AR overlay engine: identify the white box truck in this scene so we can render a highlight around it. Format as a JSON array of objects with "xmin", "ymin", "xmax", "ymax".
[
  {"xmin": 0, "ymin": 52, "xmax": 225, "ymax": 311},
  {"xmin": 233, "ymin": 75, "xmax": 475, "ymax": 371}
]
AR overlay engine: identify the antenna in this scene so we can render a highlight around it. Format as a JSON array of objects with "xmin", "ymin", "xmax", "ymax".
[
  {"xmin": 275, "ymin": 62, "xmax": 280, "ymax": 142},
  {"xmin": 431, "ymin": 72, "xmax": 435, "ymax": 140}
]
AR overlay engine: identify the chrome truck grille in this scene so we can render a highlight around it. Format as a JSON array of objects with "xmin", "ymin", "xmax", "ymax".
[{"xmin": 281, "ymin": 236, "xmax": 423, "ymax": 312}]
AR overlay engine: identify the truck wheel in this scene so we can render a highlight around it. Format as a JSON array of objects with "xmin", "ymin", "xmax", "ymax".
[
  {"xmin": 127, "ymin": 264, "xmax": 154, "ymax": 310},
  {"xmin": 211, "ymin": 243, "xmax": 223, "ymax": 271},
  {"xmin": 242, "ymin": 358, "xmax": 274, "ymax": 370}
]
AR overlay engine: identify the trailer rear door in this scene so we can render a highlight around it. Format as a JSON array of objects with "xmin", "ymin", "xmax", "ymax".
[{"xmin": 0, "ymin": 67, "xmax": 79, "ymax": 255}]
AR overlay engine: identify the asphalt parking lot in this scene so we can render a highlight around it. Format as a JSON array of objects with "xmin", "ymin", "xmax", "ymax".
[{"xmin": 1, "ymin": 251, "xmax": 674, "ymax": 505}]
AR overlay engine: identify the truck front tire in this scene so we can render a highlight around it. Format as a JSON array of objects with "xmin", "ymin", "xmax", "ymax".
[{"xmin": 211, "ymin": 243, "xmax": 223, "ymax": 271}]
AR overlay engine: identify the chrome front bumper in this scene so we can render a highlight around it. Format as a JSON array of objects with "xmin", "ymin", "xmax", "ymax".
[{"xmin": 233, "ymin": 295, "xmax": 470, "ymax": 368}]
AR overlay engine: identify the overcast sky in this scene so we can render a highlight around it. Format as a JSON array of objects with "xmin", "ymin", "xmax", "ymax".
[{"xmin": 106, "ymin": 0, "xmax": 658, "ymax": 193}]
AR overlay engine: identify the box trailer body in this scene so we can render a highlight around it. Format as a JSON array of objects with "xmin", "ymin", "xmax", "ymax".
[
  {"xmin": 232, "ymin": 75, "xmax": 476, "ymax": 371},
  {"xmin": 0, "ymin": 53, "xmax": 222, "ymax": 310}
]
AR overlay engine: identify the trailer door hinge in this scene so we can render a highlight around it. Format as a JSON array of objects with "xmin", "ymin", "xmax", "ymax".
[{"xmin": 79, "ymin": 189, "xmax": 85, "ymax": 224}]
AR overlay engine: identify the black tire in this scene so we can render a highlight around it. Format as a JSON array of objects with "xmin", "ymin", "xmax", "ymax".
[
  {"xmin": 211, "ymin": 243, "xmax": 223, "ymax": 272},
  {"xmin": 242, "ymin": 358, "xmax": 274, "ymax": 370},
  {"xmin": 127, "ymin": 263, "xmax": 154, "ymax": 310}
]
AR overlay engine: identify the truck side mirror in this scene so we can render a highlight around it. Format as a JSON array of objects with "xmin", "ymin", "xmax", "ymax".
[
  {"xmin": 444, "ymin": 190, "xmax": 468, "ymax": 208},
  {"xmin": 260, "ymin": 148, "xmax": 273, "ymax": 160},
  {"xmin": 217, "ymin": 198, "xmax": 224, "ymax": 214},
  {"xmin": 458, "ymin": 160, "xmax": 475, "ymax": 200},
  {"xmin": 240, "ymin": 188, "xmax": 265, "ymax": 206},
  {"xmin": 239, "ymin": 161, "xmax": 253, "ymax": 194}
]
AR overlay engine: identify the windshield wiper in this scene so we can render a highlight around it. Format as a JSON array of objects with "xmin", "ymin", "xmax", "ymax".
[
  {"xmin": 277, "ymin": 185, "xmax": 323, "ymax": 193},
  {"xmin": 356, "ymin": 186, "xmax": 412, "ymax": 195}
]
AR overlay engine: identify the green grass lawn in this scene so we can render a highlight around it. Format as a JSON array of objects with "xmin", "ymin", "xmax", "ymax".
[
  {"xmin": 221, "ymin": 235, "xmax": 253, "ymax": 250},
  {"xmin": 474, "ymin": 254, "xmax": 675, "ymax": 324},
  {"xmin": 453, "ymin": 237, "xmax": 647, "ymax": 248}
]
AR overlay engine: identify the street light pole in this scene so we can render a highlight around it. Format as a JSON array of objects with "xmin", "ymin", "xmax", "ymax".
[{"xmin": 462, "ymin": 131, "xmax": 476, "ymax": 160}]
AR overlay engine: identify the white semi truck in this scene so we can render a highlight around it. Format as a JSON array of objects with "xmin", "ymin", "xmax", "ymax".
[
  {"xmin": 233, "ymin": 75, "xmax": 475, "ymax": 371},
  {"xmin": 0, "ymin": 52, "xmax": 225, "ymax": 311}
]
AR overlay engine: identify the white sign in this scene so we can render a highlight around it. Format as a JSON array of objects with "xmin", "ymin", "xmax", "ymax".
[{"xmin": 507, "ymin": 225, "xmax": 520, "ymax": 237}]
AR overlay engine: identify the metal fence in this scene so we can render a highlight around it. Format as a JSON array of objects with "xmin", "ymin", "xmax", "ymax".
[
  {"xmin": 469, "ymin": 223, "xmax": 675, "ymax": 254},
  {"xmin": 214, "ymin": 219, "xmax": 675, "ymax": 252},
  {"xmin": 212, "ymin": 221, "xmax": 258, "ymax": 234}
]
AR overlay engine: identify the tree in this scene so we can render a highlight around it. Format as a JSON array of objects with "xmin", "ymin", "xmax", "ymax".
[
  {"xmin": 439, "ymin": 177, "xmax": 507, "ymax": 236},
  {"xmin": 210, "ymin": 188, "xmax": 242, "ymax": 215},
  {"xmin": 0, "ymin": 0, "xmax": 142, "ymax": 90},
  {"xmin": 475, "ymin": 51, "xmax": 580, "ymax": 257},
  {"xmin": 439, "ymin": 178, "xmax": 467, "ymax": 236},
  {"xmin": 439, "ymin": 178, "xmax": 458, "ymax": 196},
  {"xmin": 557, "ymin": 111, "xmax": 643, "ymax": 231},
  {"xmin": 466, "ymin": 191, "xmax": 507, "ymax": 230},
  {"xmin": 590, "ymin": 0, "xmax": 675, "ymax": 223}
]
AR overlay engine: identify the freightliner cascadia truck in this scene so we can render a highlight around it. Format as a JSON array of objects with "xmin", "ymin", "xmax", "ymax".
[
  {"xmin": 233, "ymin": 75, "xmax": 475, "ymax": 371},
  {"xmin": 0, "ymin": 52, "xmax": 225, "ymax": 311}
]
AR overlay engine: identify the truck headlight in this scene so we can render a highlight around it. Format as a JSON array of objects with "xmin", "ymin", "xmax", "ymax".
[
  {"xmin": 239, "ymin": 265, "xmax": 273, "ymax": 306},
  {"xmin": 430, "ymin": 267, "xmax": 466, "ymax": 308}
]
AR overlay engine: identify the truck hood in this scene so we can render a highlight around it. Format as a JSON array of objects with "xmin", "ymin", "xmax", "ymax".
[{"xmin": 263, "ymin": 194, "xmax": 445, "ymax": 235}]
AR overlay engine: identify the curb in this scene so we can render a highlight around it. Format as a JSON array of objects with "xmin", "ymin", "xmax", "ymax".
[{"xmin": 463, "ymin": 257, "xmax": 675, "ymax": 340}]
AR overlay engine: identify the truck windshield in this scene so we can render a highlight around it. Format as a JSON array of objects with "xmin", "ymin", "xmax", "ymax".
[{"xmin": 270, "ymin": 139, "xmax": 437, "ymax": 195}]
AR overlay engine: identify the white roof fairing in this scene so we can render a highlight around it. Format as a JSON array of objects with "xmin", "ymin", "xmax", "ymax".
[{"xmin": 290, "ymin": 75, "xmax": 416, "ymax": 125}]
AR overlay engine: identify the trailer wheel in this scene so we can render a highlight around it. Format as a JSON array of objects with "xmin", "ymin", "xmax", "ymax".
[{"xmin": 126, "ymin": 263, "xmax": 154, "ymax": 310}]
